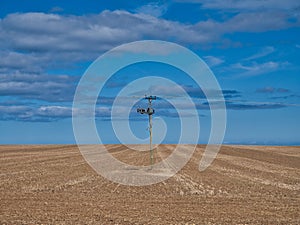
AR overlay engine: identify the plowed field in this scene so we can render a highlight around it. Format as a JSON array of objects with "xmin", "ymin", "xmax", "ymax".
[{"xmin": 1, "ymin": 145, "xmax": 299, "ymax": 224}]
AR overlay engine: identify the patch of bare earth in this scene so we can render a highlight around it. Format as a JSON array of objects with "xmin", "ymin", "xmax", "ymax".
[{"xmin": 0, "ymin": 144, "xmax": 299, "ymax": 224}]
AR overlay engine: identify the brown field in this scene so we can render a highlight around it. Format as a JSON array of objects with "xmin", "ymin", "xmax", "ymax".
[{"xmin": 1, "ymin": 144, "xmax": 299, "ymax": 224}]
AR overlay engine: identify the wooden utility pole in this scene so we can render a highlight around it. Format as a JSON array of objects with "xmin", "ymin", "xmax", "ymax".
[{"xmin": 137, "ymin": 95, "xmax": 156, "ymax": 166}]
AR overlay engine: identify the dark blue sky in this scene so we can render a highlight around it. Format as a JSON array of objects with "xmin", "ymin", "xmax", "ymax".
[{"xmin": 0, "ymin": 0, "xmax": 299, "ymax": 144}]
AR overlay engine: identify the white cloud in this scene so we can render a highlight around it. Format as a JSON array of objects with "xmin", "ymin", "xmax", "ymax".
[
  {"xmin": 232, "ymin": 61, "xmax": 289, "ymax": 77},
  {"xmin": 176, "ymin": 0, "xmax": 300, "ymax": 12},
  {"xmin": 0, "ymin": 73, "xmax": 78, "ymax": 102},
  {"xmin": 203, "ymin": 56, "xmax": 224, "ymax": 67},
  {"xmin": 135, "ymin": 3, "xmax": 169, "ymax": 17},
  {"xmin": 244, "ymin": 46, "xmax": 275, "ymax": 61},
  {"xmin": 0, "ymin": 51, "xmax": 46, "ymax": 73},
  {"xmin": 0, "ymin": 11, "xmax": 216, "ymax": 72},
  {"xmin": 0, "ymin": 104, "xmax": 114, "ymax": 121},
  {"xmin": 217, "ymin": 12, "xmax": 298, "ymax": 33},
  {"xmin": 113, "ymin": 41, "xmax": 182, "ymax": 56},
  {"xmin": 0, "ymin": 9, "xmax": 298, "ymax": 87},
  {"xmin": 1, "ymin": 10, "xmax": 298, "ymax": 56},
  {"xmin": 37, "ymin": 106, "xmax": 71, "ymax": 117},
  {"xmin": 0, "ymin": 11, "xmax": 210, "ymax": 74},
  {"xmin": 0, "ymin": 105, "xmax": 71, "ymax": 121}
]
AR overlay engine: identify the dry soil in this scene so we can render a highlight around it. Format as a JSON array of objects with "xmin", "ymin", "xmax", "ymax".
[{"xmin": 0, "ymin": 144, "xmax": 299, "ymax": 224}]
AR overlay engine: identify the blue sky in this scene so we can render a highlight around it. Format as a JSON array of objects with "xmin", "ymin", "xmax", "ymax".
[{"xmin": 0, "ymin": 0, "xmax": 299, "ymax": 145}]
